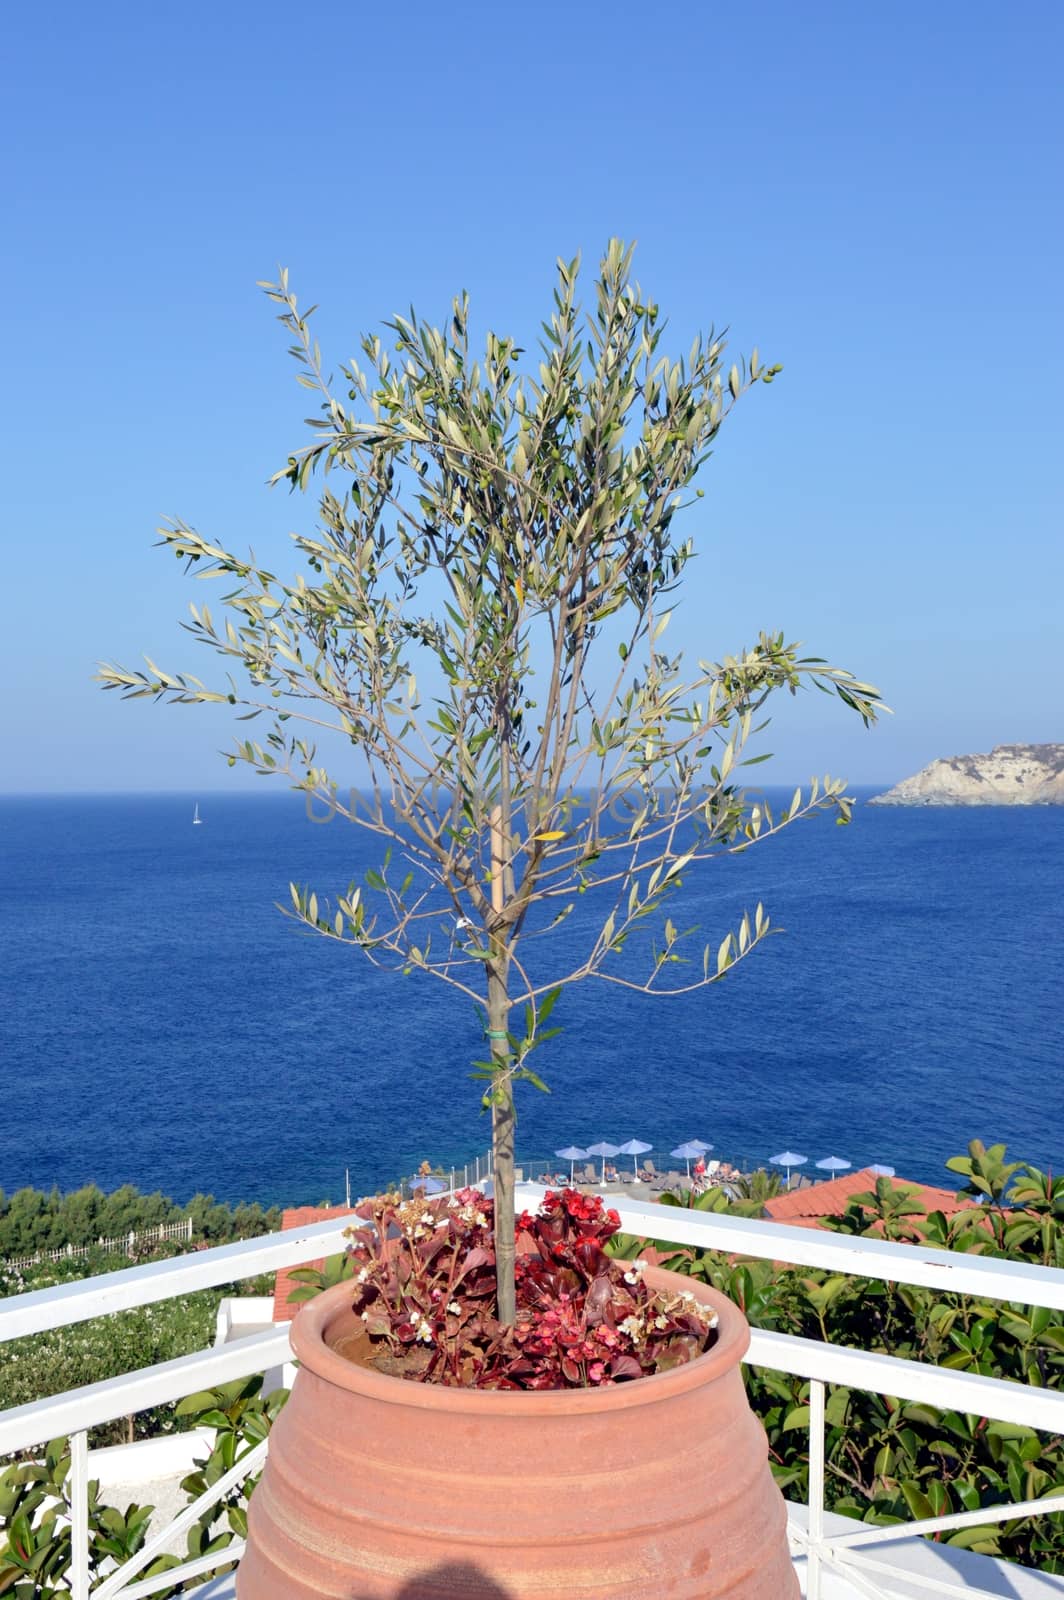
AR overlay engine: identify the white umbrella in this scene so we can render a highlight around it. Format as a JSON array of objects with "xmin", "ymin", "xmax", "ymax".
[
  {"xmin": 619, "ymin": 1138, "xmax": 652, "ymax": 1179},
  {"xmin": 555, "ymin": 1145, "xmax": 588, "ymax": 1183},
  {"xmin": 671, "ymin": 1142, "xmax": 705, "ymax": 1178},
  {"xmin": 585, "ymin": 1140, "xmax": 620, "ymax": 1183},
  {"xmin": 815, "ymin": 1156, "xmax": 851, "ymax": 1178},
  {"xmin": 869, "ymin": 1163, "xmax": 895, "ymax": 1178},
  {"xmin": 771, "ymin": 1150, "xmax": 808, "ymax": 1183},
  {"xmin": 410, "ymin": 1174, "xmax": 446, "ymax": 1194}
]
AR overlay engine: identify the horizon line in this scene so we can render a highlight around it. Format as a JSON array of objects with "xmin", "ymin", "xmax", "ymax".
[{"xmin": 0, "ymin": 781, "xmax": 899, "ymax": 799}]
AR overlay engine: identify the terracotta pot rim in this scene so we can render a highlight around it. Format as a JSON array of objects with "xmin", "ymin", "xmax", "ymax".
[{"xmin": 288, "ymin": 1265, "xmax": 749, "ymax": 1415}]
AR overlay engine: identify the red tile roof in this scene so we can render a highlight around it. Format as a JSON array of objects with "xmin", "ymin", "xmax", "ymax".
[
  {"xmin": 272, "ymin": 1205, "xmax": 359, "ymax": 1322},
  {"xmin": 763, "ymin": 1168, "xmax": 977, "ymax": 1232}
]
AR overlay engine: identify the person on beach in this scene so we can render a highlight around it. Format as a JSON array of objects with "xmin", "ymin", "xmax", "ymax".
[{"xmin": 693, "ymin": 1153, "xmax": 707, "ymax": 1191}]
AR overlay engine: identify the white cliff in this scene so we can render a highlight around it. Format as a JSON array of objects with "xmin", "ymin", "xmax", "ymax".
[{"xmin": 871, "ymin": 743, "xmax": 1064, "ymax": 806}]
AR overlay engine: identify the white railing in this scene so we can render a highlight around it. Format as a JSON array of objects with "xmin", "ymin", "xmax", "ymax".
[
  {"xmin": 586, "ymin": 1192, "xmax": 1064, "ymax": 1600},
  {"xmin": 0, "ymin": 1323, "xmax": 292, "ymax": 1597},
  {"xmin": 0, "ymin": 1152, "xmax": 494, "ymax": 1343},
  {"xmin": 2, "ymin": 1218, "xmax": 196, "ymax": 1274},
  {"xmin": 1, "ymin": 1179, "xmax": 1062, "ymax": 1598}
]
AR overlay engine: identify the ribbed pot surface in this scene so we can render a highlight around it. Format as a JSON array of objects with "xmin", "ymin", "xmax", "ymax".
[{"xmin": 238, "ymin": 1267, "xmax": 798, "ymax": 1599}]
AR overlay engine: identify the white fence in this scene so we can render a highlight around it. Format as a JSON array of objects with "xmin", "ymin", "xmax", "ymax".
[
  {"xmin": 1, "ymin": 1183, "xmax": 1063, "ymax": 1597},
  {"xmin": 1, "ymin": 1217, "xmax": 196, "ymax": 1274}
]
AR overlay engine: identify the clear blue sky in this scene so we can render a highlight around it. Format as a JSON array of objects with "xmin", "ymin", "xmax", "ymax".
[{"xmin": 2, "ymin": 1, "xmax": 1060, "ymax": 792}]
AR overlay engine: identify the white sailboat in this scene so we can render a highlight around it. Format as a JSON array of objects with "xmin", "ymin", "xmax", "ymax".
[{"xmin": 192, "ymin": 802, "xmax": 202, "ymax": 826}]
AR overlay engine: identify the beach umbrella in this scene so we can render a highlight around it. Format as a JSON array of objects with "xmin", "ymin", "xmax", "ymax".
[
  {"xmin": 771, "ymin": 1150, "xmax": 808, "ymax": 1183},
  {"xmin": 555, "ymin": 1145, "xmax": 588, "ymax": 1183},
  {"xmin": 410, "ymin": 1174, "xmax": 446, "ymax": 1195},
  {"xmin": 815, "ymin": 1156, "xmax": 852, "ymax": 1178},
  {"xmin": 869, "ymin": 1163, "xmax": 895, "ymax": 1178},
  {"xmin": 671, "ymin": 1142, "xmax": 705, "ymax": 1178},
  {"xmin": 585, "ymin": 1140, "xmax": 620, "ymax": 1183},
  {"xmin": 619, "ymin": 1138, "xmax": 652, "ymax": 1179}
]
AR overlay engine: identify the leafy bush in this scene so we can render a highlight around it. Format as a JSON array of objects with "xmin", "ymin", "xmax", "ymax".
[
  {"xmin": 611, "ymin": 1141, "xmax": 1064, "ymax": 1571},
  {"xmin": 0, "ymin": 1382, "xmax": 286, "ymax": 1597},
  {"xmin": 0, "ymin": 1250, "xmax": 277, "ymax": 1446},
  {"xmin": 0, "ymin": 1294, "xmax": 222, "ymax": 1443},
  {"xmin": 0, "ymin": 1184, "xmax": 281, "ymax": 1260},
  {"xmin": 0, "ymin": 1435, "xmax": 181, "ymax": 1598}
]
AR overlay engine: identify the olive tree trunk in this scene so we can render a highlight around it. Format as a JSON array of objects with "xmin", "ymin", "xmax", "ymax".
[{"xmin": 488, "ymin": 804, "xmax": 516, "ymax": 1322}]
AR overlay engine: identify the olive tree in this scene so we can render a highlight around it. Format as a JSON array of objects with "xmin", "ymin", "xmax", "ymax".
[{"xmin": 99, "ymin": 241, "xmax": 881, "ymax": 1320}]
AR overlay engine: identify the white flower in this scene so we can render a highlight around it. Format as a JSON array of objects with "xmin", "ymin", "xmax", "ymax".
[
  {"xmin": 414, "ymin": 1315, "xmax": 434, "ymax": 1344},
  {"xmin": 618, "ymin": 1315, "xmax": 644, "ymax": 1339},
  {"xmin": 623, "ymin": 1261, "xmax": 646, "ymax": 1284},
  {"xmin": 654, "ymin": 1313, "xmax": 669, "ymax": 1330},
  {"xmin": 447, "ymin": 1300, "xmax": 461, "ymax": 1315}
]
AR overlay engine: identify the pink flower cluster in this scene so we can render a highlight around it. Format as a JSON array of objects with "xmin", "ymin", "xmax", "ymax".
[{"xmin": 341, "ymin": 1186, "xmax": 717, "ymax": 1390}]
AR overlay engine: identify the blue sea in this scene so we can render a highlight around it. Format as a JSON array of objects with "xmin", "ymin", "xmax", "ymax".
[{"xmin": 0, "ymin": 793, "xmax": 1060, "ymax": 1205}]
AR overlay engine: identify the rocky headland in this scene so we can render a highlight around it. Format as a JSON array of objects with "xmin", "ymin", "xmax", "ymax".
[{"xmin": 871, "ymin": 743, "xmax": 1064, "ymax": 806}]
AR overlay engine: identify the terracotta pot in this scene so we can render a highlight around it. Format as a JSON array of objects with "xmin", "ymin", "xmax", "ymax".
[{"xmin": 238, "ymin": 1268, "xmax": 797, "ymax": 1599}]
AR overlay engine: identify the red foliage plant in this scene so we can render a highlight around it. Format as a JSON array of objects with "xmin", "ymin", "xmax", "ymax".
[{"xmin": 339, "ymin": 1187, "xmax": 718, "ymax": 1389}]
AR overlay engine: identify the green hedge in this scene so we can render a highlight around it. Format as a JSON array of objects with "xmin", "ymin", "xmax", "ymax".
[{"xmin": 0, "ymin": 1184, "xmax": 282, "ymax": 1259}]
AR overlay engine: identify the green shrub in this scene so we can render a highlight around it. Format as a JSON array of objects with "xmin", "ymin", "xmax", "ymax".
[
  {"xmin": 611, "ymin": 1141, "xmax": 1064, "ymax": 1572},
  {"xmin": 0, "ymin": 1383, "xmax": 286, "ymax": 1596},
  {"xmin": 0, "ymin": 1184, "xmax": 282, "ymax": 1261}
]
